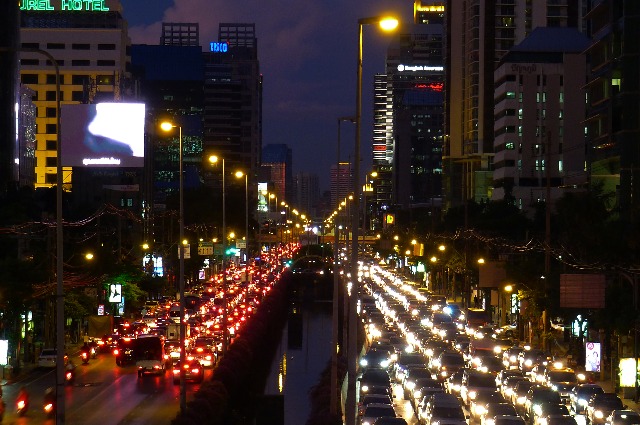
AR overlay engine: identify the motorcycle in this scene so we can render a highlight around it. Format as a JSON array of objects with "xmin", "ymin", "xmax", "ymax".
[
  {"xmin": 90, "ymin": 346, "xmax": 97, "ymax": 359},
  {"xmin": 43, "ymin": 401, "xmax": 54, "ymax": 418},
  {"xmin": 81, "ymin": 351, "xmax": 89, "ymax": 365},
  {"xmin": 65, "ymin": 368, "xmax": 75, "ymax": 385},
  {"xmin": 16, "ymin": 395, "xmax": 29, "ymax": 416}
]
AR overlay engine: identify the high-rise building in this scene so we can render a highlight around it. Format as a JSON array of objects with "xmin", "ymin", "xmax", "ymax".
[
  {"xmin": 491, "ymin": 27, "xmax": 589, "ymax": 214},
  {"xmin": 444, "ymin": 0, "xmax": 587, "ymax": 210},
  {"xmin": 293, "ymin": 172, "xmax": 320, "ymax": 219},
  {"xmin": 584, "ymin": 0, "xmax": 640, "ymax": 216},
  {"xmin": 19, "ymin": 0, "xmax": 131, "ymax": 188},
  {"xmin": 160, "ymin": 22, "xmax": 199, "ymax": 47},
  {"xmin": 330, "ymin": 162, "xmax": 353, "ymax": 207},
  {"xmin": 261, "ymin": 144, "xmax": 292, "ymax": 204},
  {"xmin": 202, "ymin": 23, "xmax": 262, "ymax": 186},
  {"xmin": 371, "ymin": 1, "xmax": 445, "ymax": 226}
]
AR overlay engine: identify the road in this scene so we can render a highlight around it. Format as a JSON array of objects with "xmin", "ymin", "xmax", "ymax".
[{"xmin": 2, "ymin": 352, "xmax": 211, "ymax": 425}]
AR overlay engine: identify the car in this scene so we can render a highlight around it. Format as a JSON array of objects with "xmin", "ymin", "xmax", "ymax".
[
  {"xmin": 419, "ymin": 399, "xmax": 466, "ymax": 425},
  {"xmin": 570, "ymin": 384, "xmax": 604, "ymax": 415},
  {"xmin": 37, "ymin": 349, "xmax": 67, "ymax": 368},
  {"xmin": 532, "ymin": 403, "xmax": 570, "ymax": 425},
  {"xmin": 480, "ymin": 403, "xmax": 519, "ymax": 425},
  {"xmin": 190, "ymin": 345, "xmax": 215, "ymax": 368},
  {"xmin": 524, "ymin": 386, "xmax": 562, "ymax": 421},
  {"xmin": 518, "ymin": 349, "xmax": 551, "ymax": 373},
  {"xmin": 469, "ymin": 390, "xmax": 505, "ymax": 421},
  {"xmin": 586, "ymin": 393, "xmax": 625, "ymax": 425},
  {"xmin": 478, "ymin": 356, "xmax": 505, "ymax": 375},
  {"xmin": 404, "ymin": 367, "xmax": 433, "ymax": 398},
  {"xmin": 544, "ymin": 368, "xmax": 578, "ymax": 403},
  {"xmin": 604, "ymin": 410, "xmax": 640, "ymax": 425},
  {"xmin": 360, "ymin": 403, "xmax": 396, "ymax": 425},
  {"xmin": 372, "ymin": 418, "xmax": 408, "ymax": 425},
  {"xmin": 360, "ymin": 368, "xmax": 391, "ymax": 395},
  {"xmin": 501, "ymin": 376, "xmax": 527, "ymax": 400},
  {"xmin": 358, "ymin": 394, "xmax": 393, "ymax": 417},
  {"xmin": 512, "ymin": 381, "xmax": 534, "ymax": 414},
  {"xmin": 114, "ymin": 337, "xmax": 136, "ymax": 366},
  {"xmin": 503, "ymin": 347, "xmax": 525, "ymax": 369},
  {"xmin": 460, "ymin": 370, "xmax": 497, "ymax": 407},
  {"xmin": 361, "ymin": 347, "xmax": 393, "ymax": 370},
  {"xmin": 545, "ymin": 416, "xmax": 579, "ymax": 425},
  {"xmin": 494, "ymin": 416, "xmax": 527, "ymax": 425},
  {"xmin": 172, "ymin": 359, "xmax": 204, "ymax": 384},
  {"xmin": 432, "ymin": 351, "xmax": 465, "ymax": 381},
  {"xmin": 445, "ymin": 368, "xmax": 465, "ymax": 396}
]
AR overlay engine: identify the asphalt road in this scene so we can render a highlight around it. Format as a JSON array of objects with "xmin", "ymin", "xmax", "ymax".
[{"xmin": 2, "ymin": 352, "xmax": 211, "ymax": 425}]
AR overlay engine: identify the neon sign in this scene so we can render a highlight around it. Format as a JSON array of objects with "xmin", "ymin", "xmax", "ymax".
[
  {"xmin": 210, "ymin": 42, "xmax": 229, "ymax": 53},
  {"xmin": 415, "ymin": 82, "xmax": 444, "ymax": 92},
  {"xmin": 20, "ymin": 0, "xmax": 110, "ymax": 11},
  {"xmin": 397, "ymin": 64, "xmax": 444, "ymax": 72}
]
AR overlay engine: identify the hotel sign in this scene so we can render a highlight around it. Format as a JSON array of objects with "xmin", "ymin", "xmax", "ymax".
[
  {"xmin": 397, "ymin": 64, "xmax": 444, "ymax": 72},
  {"xmin": 20, "ymin": 0, "xmax": 110, "ymax": 11}
]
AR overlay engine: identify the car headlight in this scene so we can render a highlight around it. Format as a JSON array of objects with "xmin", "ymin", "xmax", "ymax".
[
  {"xmin": 595, "ymin": 411, "xmax": 604, "ymax": 419},
  {"xmin": 391, "ymin": 353, "xmax": 398, "ymax": 361},
  {"xmin": 517, "ymin": 396, "xmax": 527, "ymax": 405},
  {"xmin": 414, "ymin": 390, "xmax": 422, "ymax": 399},
  {"xmin": 468, "ymin": 390, "xmax": 477, "ymax": 399},
  {"xmin": 494, "ymin": 346, "xmax": 502, "ymax": 354},
  {"xmin": 476, "ymin": 406, "xmax": 487, "ymax": 415},
  {"xmin": 360, "ymin": 359, "xmax": 368, "ymax": 367},
  {"xmin": 578, "ymin": 399, "xmax": 588, "ymax": 407},
  {"xmin": 505, "ymin": 388, "xmax": 513, "ymax": 396},
  {"xmin": 363, "ymin": 421, "xmax": 372, "ymax": 425},
  {"xmin": 486, "ymin": 419, "xmax": 495, "ymax": 425},
  {"xmin": 525, "ymin": 359, "xmax": 533, "ymax": 367},
  {"xmin": 510, "ymin": 355, "xmax": 517, "ymax": 363},
  {"xmin": 533, "ymin": 404, "xmax": 542, "ymax": 416},
  {"xmin": 452, "ymin": 384, "xmax": 461, "ymax": 391},
  {"xmin": 577, "ymin": 373, "xmax": 586, "ymax": 381},
  {"xmin": 407, "ymin": 381, "xmax": 416, "ymax": 390},
  {"xmin": 551, "ymin": 385, "xmax": 558, "ymax": 391},
  {"xmin": 361, "ymin": 385, "xmax": 369, "ymax": 392},
  {"xmin": 480, "ymin": 366, "xmax": 488, "ymax": 373},
  {"xmin": 441, "ymin": 371, "xmax": 449, "ymax": 377},
  {"xmin": 380, "ymin": 360, "xmax": 390, "ymax": 368}
]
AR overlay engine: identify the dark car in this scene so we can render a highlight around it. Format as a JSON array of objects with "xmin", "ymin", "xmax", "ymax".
[
  {"xmin": 524, "ymin": 386, "xmax": 562, "ymax": 421},
  {"xmin": 114, "ymin": 337, "xmax": 135, "ymax": 366},
  {"xmin": 360, "ymin": 347, "xmax": 392, "ymax": 370},
  {"xmin": 586, "ymin": 393, "xmax": 625, "ymax": 425},
  {"xmin": 532, "ymin": 403, "xmax": 570, "ymax": 425},
  {"xmin": 570, "ymin": 384, "xmax": 604, "ymax": 414},
  {"xmin": 360, "ymin": 368, "xmax": 391, "ymax": 395},
  {"xmin": 172, "ymin": 359, "xmax": 204, "ymax": 384},
  {"xmin": 480, "ymin": 402, "xmax": 518, "ymax": 425},
  {"xmin": 605, "ymin": 410, "xmax": 640, "ymax": 425}
]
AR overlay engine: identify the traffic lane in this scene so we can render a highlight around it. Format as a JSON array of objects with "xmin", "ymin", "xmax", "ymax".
[
  {"xmin": 392, "ymin": 382, "xmax": 419, "ymax": 425},
  {"xmin": 3, "ymin": 353, "xmax": 211, "ymax": 425}
]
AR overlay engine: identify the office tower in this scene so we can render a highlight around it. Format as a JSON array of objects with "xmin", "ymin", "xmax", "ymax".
[
  {"xmin": 371, "ymin": 0, "xmax": 445, "ymax": 226},
  {"xmin": 202, "ymin": 23, "xmax": 262, "ymax": 185},
  {"xmin": 444, "ymin": 0, "xmax": 586, "ymax": 210},
  {"xmin": 584, "ymin": 0, "xmax": 640, "ymax": 217},
  {"xmin": 491, "ymin": 27, "xmax": 589, "ymax": 215},
  {"xmin": 261, "ymin": 144, "xmax": 293, "ymax": 204},
  {"xmin": 330, "ymin": 162, "xmax": 353, "ymax": 207},
  {"xmin": 19, "ymin": 0, "xmax": 130, "ymax": 188},
  {"xmin": 294, "ymin": 172, "xmax": 320, "ymax": 219},
  {"xmin": 160, "ymin": 22, "xmax": 199, "ymax": 47}
]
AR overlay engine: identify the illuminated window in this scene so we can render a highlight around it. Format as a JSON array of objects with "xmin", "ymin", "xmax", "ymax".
[{"xmin": 558, "ymin": 160, "xmax": 563, "ymax": 172}]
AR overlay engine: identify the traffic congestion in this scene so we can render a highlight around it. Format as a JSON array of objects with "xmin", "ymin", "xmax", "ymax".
[{"xmin": 353, "ymin": 262, "xmax": 638, "ymax": 425}]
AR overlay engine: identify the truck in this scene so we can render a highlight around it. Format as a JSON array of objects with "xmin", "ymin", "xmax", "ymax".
[
  {"xmin": 133, "ymin": 335, "xmax": 166, "ymax": 377},
  {"xmin": 85, "ymin": 315, "xmax": 114, "ymax": 351},
  {"xmin": 165, "ymin": 323, "xmax": 190, "ymax": 342}
]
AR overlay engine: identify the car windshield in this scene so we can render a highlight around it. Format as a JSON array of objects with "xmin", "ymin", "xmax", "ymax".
[
  {"xmin": 548, "ymin": 371, "xmax": 577, "ymax": 382},
  {"xmin": 596, "ymin": 399, "xmax": 623, "ymax": 409},
  {"xmin": 469, "ymin": 374, "xmax": 497, "ymax": 387},
  {"xmin": 489, "ymin": 405, "xmax": 517, "ymax": 415},
  {"xmin": 577, "ymin": 387, "xmax": 603, "ymax": 397},
  {"xmin": 432, "ymin": 407, "xmax": 465, "ymax": 419},
  {"xmin": 533, "ymin": 391, "xmax": 561, "ymax": 403},
  {"xmin": 364, "ymin": 406, "xmax": 395, "ymax": 417},
  {"xmin": 442, "ymin": 354, "xmax": 465, "ymax": 366}
]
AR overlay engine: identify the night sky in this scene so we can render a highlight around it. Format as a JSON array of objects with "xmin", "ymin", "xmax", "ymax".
[{"xmin": 121, "ymin": 0, "xmax": 414, "ymax": 192}]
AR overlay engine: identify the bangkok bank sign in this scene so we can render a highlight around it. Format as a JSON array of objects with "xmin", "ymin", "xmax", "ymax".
[{"xmin": 20, "ymin": 0, "xmax": 110, "ymax": 11}]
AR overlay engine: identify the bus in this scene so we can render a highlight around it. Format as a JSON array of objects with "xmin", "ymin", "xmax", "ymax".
[{"xmin": 133, "ymin": 335, "xmax": 166, "ymax": 377}]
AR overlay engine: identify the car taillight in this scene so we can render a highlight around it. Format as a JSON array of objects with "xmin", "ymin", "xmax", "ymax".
[
  {"xmin": 172, "ymin": 369, "xmax": 179, "ymax": 374},
  {"xmin": 113, "ymin": 349, "xmax": 119, "ymax": 355},
  {"xmin": 192, "ymin": 369, "xmax": 200, "ymax": 374}
]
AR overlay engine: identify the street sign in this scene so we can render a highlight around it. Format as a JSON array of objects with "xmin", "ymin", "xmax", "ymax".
[
  {"xmin": 236, "ymin": 240, "xmax": 246, "ymax": 249},
  {"xmin": 178, "ymin": 244, "xmax": 191, "ymax": 259},
  {"xmin": 97, "ymin": 304, "xmax": 105, "ymax": 316},
  {"xmin": 108, "ymin": 284, "xmax": 122, "ymax": 303},
  {"xmin": 214, "ymin": 243, "xmax": 224, "ymax": 256},
  {"xmin": 198, "ymin": 241, "xmax": 213, "ymax": 256}
]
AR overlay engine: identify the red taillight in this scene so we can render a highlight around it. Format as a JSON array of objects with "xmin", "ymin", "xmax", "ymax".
[
  {"xmin": 191, "ymin": 368, "xmax": 200, "ymax": 374},
  {"xmin": 113, "ymin": 349, "xmax": 119, "ymax": 356},
  {"xmin": 17, "ymin": 400, "xmax": 25, "ymax": 409},
  {"xmin": 172, "ymin": 369, "xmax": 180, "ymax": 374},
  {"xmin": 44, "ymin": 403, "xmax": 53, "ymax": 412}
]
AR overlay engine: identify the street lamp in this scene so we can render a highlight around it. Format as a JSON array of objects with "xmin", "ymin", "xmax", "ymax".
[
  {"xmin": 347, "ymin": 15, "xmax": 399, "ymax": 425},
  {"xmin": 209, "ymin": 155, "xmax": 228, "ymax": 356},
  {"xmin": 160, "ymin": 120, "xmax": 187, "ymax": 412},
  {"xmin": 235, "ymin": 170, "xmax": 249, "ymax": 278}
]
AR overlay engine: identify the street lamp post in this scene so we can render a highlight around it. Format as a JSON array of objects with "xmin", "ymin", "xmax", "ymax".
[
  {"xmin": 235, "ymin": 171, "xmax": 249, "ymax": 280},
  {"xmin": 160, "ymin": 121, "xmax": 186, "ymax": 412},
  {"xmin": 347, "ymin": 16, "xmax": 399, "ymax": 425},
  {"xmin": 210, "ymin": 155, "xmax": 228, "ymax": 356}
]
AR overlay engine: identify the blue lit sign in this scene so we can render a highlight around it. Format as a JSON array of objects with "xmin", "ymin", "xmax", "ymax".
[{"xmin": 210, "ymin": 42, "xmax": 229, "ymax": 53}]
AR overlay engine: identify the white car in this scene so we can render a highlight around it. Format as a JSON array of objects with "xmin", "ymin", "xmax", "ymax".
[{"xmin": 38, "ymin": 348, "xmax": 66, "ymax": 368}]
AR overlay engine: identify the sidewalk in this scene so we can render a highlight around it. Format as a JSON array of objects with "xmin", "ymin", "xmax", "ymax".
[{"xmin": 1, "ymin": 341, "xmax": 83, "ymax": 387}]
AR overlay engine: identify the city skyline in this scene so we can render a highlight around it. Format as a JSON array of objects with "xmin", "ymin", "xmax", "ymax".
[{"xmin": 121, "ymin": 0, "xmax": 414, "ymax": 191}]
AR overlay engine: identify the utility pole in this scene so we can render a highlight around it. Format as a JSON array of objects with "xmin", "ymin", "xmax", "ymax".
[{"xmin": 543, "ymin": 130, "xmax": 551, "ymax": 352}]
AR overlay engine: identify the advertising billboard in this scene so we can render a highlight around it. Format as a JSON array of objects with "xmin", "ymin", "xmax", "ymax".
[
  {"xmin": 585, "ymin": 342, "xmax": 601, "ymax": 373},
  {"xmin": 61, "ymin": 103, "xmax": 145, "ymax": 168}
]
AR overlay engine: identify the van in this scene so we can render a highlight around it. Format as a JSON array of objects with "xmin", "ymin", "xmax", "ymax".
[{"xmin": 169, "ymin": 304, "xmax": 181, "ymax": 323}]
